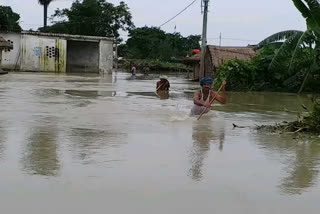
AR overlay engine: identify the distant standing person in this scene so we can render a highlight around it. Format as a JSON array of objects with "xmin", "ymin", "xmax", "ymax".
[
  {"xmin": 190, "ymin": 77, "xmax": 227, "ymax": 115},
  {"xmin": 131, "ymin": 63, "xmax": 137, "ymax": 76}
]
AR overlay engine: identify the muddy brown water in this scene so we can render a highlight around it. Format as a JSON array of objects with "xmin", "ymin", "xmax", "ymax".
[{"xmin": 0, "ymin": 72, "xmax": 319, "ymax": 214}]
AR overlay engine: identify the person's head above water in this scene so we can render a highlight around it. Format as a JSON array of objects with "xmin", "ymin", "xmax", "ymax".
[
  {"xmin": 200, "ymin": 77, "xmax": 213, "ymax": 92},
  {"xmin": 200, "ymin": 77, "xmax": 213, "ymax": 85},
  {"xmin": 160, "ymin": 75, "xmax": 168, "ymax": 80}
]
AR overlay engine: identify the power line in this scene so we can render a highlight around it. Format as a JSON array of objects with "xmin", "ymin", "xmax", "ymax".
[
  {"xmin": 159, "ymin": 0, "xmax": 198, "ymax": 28},
  {"xmin": 208, "ymin": 37, "xmax": 260, "ymax": 42},
  {"xmin": 10, "ymin": 23, "xmax": 262, "ymax": 42}
]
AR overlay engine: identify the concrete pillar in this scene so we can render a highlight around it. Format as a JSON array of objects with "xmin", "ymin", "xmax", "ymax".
[
  {"xmin": 0, "ymin": 50, "xmax": 3, "ymax": 72},
  {"xmin": 99, "ymin": 40, "xmax": 113, "ymax": 74}
]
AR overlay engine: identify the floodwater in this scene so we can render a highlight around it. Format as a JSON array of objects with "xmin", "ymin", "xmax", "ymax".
[{"xmin": 0, "ymin": 72, "xmax": 319, "ymax": 214}]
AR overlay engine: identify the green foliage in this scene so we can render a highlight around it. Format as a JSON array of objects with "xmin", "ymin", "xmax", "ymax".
[
  {"xmin": 124, "ymin": 27, "xmax": 201, "ymax": 61},
  {"xmin": 302, "ymin": 97, "xmax": 320, "ymax": 132},
  {"xmin": 40, "ymin": 0, "xmax": 134, "ymax": 39},
  {"xmin": 213, "ymin": 43, "xmax": 320, "ymax": 92},
  {"xmin": 0, "ymin": 6, "xmax": 22, "ymax": 32},
  {"xmin": 117, "ymin": 43, "xmax": 129, "ymax": 58},
  {"xmin": 122, "ymin": 59, "xmax": 188, "ymax": 72},
  {"xmin": 214, "ymin": 59, "xmax": 256, "ymax": 91},
  {"xmin": 258, "ymin": 0, "xmax": 320, "ymax": 93},
  {"xmin": 272, "ymin": 97, "xmax": 320, "ymax": 134},
  {"xmin": 257, "ymin": 98, "xmax": 320, "ymax": 134}
]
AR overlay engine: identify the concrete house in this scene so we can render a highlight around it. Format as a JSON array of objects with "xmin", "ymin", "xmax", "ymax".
[
  {"xmin": 0, "ymin": 35, "xmax": 13, "ymax": 74},
  {"xmin": 184, "ymin": 45, "xmax": 256, "ymax": 80},
  {"xmin": 0, "ymin": 31, "xmax": 114, "ymax": 73}
]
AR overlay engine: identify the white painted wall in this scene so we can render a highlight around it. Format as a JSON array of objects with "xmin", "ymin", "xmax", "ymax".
[
  {"xmin": 20, "ymin": 34, "xmax": 40, "ymax": 71},
  {"xmin": 0, "ymin": 32, "xmax": 112, "ymax": 73},
  {"xmin": 99, "ymin": 40, "xmax": 113, "ymax": 73},
  {"xmin": 0, "ymin": 33, "xmax": 21, "ymax": 70},
  {"xmin": 20, "ymin": 35, "xmax": 67, "ymax": 72}
]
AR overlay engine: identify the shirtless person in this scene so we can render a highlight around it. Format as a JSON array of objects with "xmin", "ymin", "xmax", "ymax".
[{"xmin": 191, "ymin": 77, "xmax": 227, "ymax": 115}]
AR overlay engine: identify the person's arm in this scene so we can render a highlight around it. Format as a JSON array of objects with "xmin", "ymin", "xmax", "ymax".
[
  {"xmin": 166, "ymin": 80, "xmax": 170, "ymax": 90},
  {"xmin": 156, "ymin": 81, "xmax": 161, "ymax": 91},
  {"xmin": 211, "ymin": 81, "xmax": 227, "ymax": 104}
]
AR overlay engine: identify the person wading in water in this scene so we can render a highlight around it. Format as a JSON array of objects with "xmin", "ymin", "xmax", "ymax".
[
  {"xmin": 156, "ymin": 76, "xmax": 170, "ymax": 91},
  {"xmin": 156, "ymin": 75, "xmax": 170, "ymax": 99},
  {"xmin": 191, "ymin": 77, "xmax": 227, "ymax": 115}
]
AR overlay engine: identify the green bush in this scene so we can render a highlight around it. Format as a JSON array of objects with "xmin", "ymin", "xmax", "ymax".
[
  {"xmin": 122, "ymin": 59, "xmax": 188, "ymax": 72},
  {"xmin": 214, "ymin": 59, "xmax": 256, "ymax": 91},
  {"xmin": 214, "ymin": 45, "xmax": 320, "ymax": 93}
]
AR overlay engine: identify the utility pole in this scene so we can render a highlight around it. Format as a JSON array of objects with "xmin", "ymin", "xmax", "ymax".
[
  {"xmin": 115, "ymin": 41, "xmax": 118, "ymax": 72},
  {"xmin": 199, "ymin": 0, "xmax": 209, "ymax": 79},
  {"xmin": 219, "ymin": 32, "xmax": 222, "ymax": 46}
]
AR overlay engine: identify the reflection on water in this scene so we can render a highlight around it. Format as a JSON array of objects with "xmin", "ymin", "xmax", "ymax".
[
  {"xmin": 127, "ymin": 91, "xmax": 157, "ymax": 98},
  {"xmin": 65, "ymin": 90, "xmax": 116, "ymax": 98},
  {"xmin": 256, "ymin": 133, "xmax": 320, "ymax": 195},
  {"xmin": 65, "ymin": 90, "xmax": 99, "ymax": 98},
  {"xmin": 214, "ymin": 92, "xmax": 313, "ymax": 114},
  {"xmin": 67, "ymin": 128, "xmax": 127, "ymax": 164},
  {"xmin": 280, "ymin": 139, "xmax": 320, "ymax": 195},
  {"xmin": 1, "ymin": 72, "xmax": 320, "ymax": 214},
  {"xmin": 0, "ymin": 125, "xmax": 5, "ymax": 161},
  {"xmin": 21, "ymin": 124, "xmax": 60, "ymax": 176},
  {"xmin": 188, "ymin": 117, "xmax": 225, "ymax": 181}
]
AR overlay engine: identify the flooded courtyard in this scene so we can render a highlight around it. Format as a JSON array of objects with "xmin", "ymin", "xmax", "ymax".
[{"xmin": 0, "ymin": 72, "xmax": 319, "ymax": 214}]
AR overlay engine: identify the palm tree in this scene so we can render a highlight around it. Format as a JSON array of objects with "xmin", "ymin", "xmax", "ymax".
[
  {"xmin": 259, "ymin": 0, "xmax": 320, "ymax": 93},
  {"xmin": 38, "ymin": 0, "xmax": 54, "ymax": 28}
]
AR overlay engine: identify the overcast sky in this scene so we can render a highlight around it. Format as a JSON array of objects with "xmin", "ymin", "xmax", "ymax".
[{"xmin": 1, "ymin": 0, "xmax": 307, "ymax": 46}]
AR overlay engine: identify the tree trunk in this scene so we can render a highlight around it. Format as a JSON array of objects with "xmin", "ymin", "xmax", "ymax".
[{"xmin": 44, "ymin": 4, "xmax": 48, "ymax": 27}]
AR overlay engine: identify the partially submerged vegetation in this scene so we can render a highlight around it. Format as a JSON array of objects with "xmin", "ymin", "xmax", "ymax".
[
  {"xmin": 256, "ymin": 97, "xmax": 320, "ymax": 134},
  {"xmin": 216, "ymin": 0, "xmax": 320, "ymax": 135}
]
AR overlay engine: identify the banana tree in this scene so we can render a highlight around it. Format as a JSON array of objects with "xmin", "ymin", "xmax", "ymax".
[
  {"xmin": 38, "ymin": 0, "xmax": 54, "ymax": 27},
  {"xmin": 259, "ymin": 0, "xmax": 320, "ymax": 93}
]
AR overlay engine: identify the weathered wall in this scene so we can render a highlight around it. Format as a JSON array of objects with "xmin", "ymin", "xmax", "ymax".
[
  {"xmin": 0, "ymin": 32, "xmax": 112, "ymax": 73},
  {"xmin": 0, "ymin": 33, "xmax": 21, "ymax": 70},
  {"xmin": 193, "ymin": 64, "xmax": 200, "ymax": 80},
  {"xmin": 204, "ymin": 49, "xmax": 213, "ymax": 78},
  {"xmin": 67, "ymin": 41, "xmax": 99, "ymax": 73},
  {"xmin": 99, "ymin": 40, "xmax": 113, "ymax": 73},
  {"xmin": 0, "ymin": 50, "xmax": 2, "ymax": 69},
  {"xmin": 21, "ymin": 35, "xmax": 66, "ymax": 72}
]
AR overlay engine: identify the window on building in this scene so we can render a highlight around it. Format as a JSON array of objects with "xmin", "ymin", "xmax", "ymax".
[
  {"xmin": 45, "ymin": 46, "xmax": 59, "ymax": 58},
  {"xmin": 5, "ymin": 40, "xmax": 14, "ymax": 52}
]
